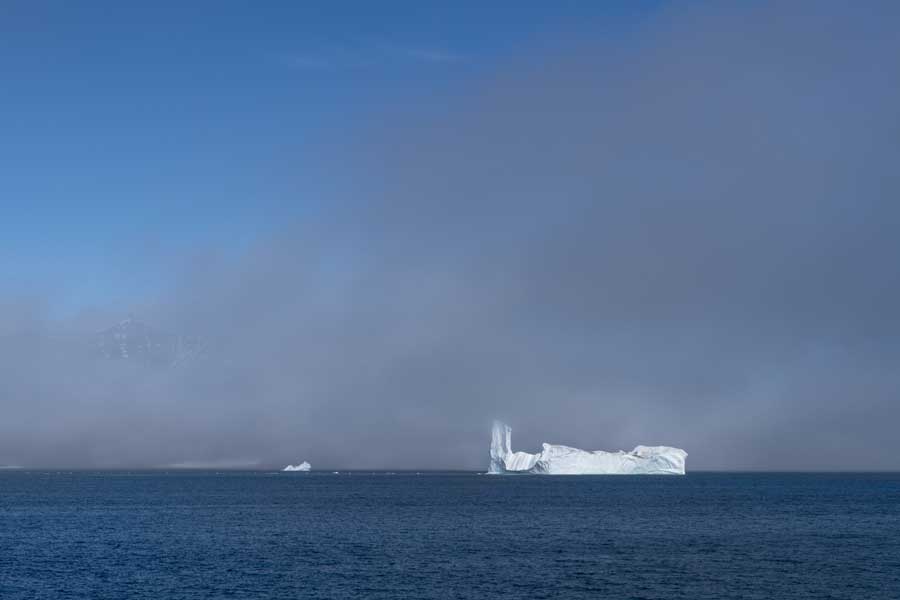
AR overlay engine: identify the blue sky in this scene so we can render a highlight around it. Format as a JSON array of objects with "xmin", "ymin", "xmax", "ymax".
[{"xmin": 1, "ymin": 1, "xmax": 663, "ymax": 314}]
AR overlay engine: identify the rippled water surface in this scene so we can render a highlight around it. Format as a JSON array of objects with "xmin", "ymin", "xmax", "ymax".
[{"xmin": 2, "ymin": 472, "xmax": 899, "ymax": 599}]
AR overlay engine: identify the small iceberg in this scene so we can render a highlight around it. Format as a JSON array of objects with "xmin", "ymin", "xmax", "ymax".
[
  {"xmin": 488, "ymin": 421, "xmax": 686, "ymax": 475},
  {"xmin": 282, "ymin": 461, "xmax": 311, "ymax": 472}
]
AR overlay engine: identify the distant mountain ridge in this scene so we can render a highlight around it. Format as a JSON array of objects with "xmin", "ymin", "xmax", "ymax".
[{"xmin": 95, "ymin": 317, "xmax": 202, "ymax": 366}]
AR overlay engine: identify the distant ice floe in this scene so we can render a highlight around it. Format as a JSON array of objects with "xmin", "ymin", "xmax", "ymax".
[
  {"xmin": 283, "ymin": 461, "xmax": 311, "ymax": 472},
  {"xmin": 167, "ymin": 458, "xmax": 261, "ymax": 469},
  {"xmin": 488, "ymin": 421, "xmax": 686, "ymax": 475}
]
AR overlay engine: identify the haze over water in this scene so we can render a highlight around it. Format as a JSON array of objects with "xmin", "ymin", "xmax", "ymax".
[{"xmin": 2, "ymin": 1, "xmax": 899, "ymax": 472}]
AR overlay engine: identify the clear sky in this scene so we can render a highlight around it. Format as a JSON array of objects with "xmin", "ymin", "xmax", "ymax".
[{"xmin": 1, "ymin": 1, "xmax": 663, "ymax": 313}]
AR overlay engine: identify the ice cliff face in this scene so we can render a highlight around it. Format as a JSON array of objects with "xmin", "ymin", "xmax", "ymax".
[
  {"xmin": 283, "ymin": 461, "xmax": 311, "ymax": 472},
  {"xmin": 490, "ymin": 421, "xmax": 538, "ymax": 473},
  {"xmin": 488, "ymin": 421, "xmax": 686, "ymax": 475}
]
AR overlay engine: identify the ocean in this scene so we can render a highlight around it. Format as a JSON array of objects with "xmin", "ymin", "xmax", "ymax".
[{"xmin": 1, "ymin": 471, "xmax": 898, "ymax": 599}]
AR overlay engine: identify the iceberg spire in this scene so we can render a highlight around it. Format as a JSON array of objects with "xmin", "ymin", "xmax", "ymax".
[{"xmin": 489, "ymin": 420, "xmax": 512, "ymax": 474}]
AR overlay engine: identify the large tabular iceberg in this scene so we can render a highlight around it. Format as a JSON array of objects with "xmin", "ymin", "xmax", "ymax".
[
  {"xmin": 488, "ymin": 421, "xmax": 686, "ymax": 475},
  {"xmin": 283, "ymin": 461, "xmax": 311, "ymax": 472}
]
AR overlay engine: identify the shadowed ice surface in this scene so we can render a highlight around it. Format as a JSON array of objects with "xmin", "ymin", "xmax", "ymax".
[{"xmin": 1, "ymin": 472, "xmax": 899, "ymax": 599}]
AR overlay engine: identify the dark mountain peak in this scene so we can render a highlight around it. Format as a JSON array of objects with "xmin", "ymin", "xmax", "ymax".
[{"xmin": 96, "ymin": 317, "xmax": 202, "ymax": 366}]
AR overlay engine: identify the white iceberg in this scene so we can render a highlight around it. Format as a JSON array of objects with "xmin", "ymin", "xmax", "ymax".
[
  {"xmin": 488, "ymin": 421, "xmax": 686, "ymax": 475},
  {"xmin": 282, "ymin": 461, "xmax": 311, "ymax": 472}
]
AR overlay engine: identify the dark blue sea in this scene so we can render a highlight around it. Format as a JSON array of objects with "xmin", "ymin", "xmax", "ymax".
[{"xmin": 1, "ymin": 472, "xmax": 899, "ymax": 599}]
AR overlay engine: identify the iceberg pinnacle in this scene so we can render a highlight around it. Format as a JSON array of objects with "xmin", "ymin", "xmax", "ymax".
[
  {"xmin": 283, "ymin": 461, "xmax": 311, "ymax": 472},
  {"xmin": 488, "ymin": 421, "xmax": 686, "ymax": 475}
]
